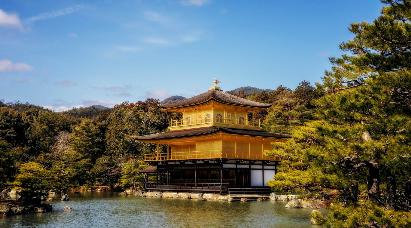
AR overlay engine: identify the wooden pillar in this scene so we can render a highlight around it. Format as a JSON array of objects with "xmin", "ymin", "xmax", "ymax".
[
  {"xmin": 143, "ymin": 173, "xmax": 147, "ymax": 190},
  {"xmin": 156, "ymin": 169, "xmax": 159, "ymax": 185},
  {"xmin": 166, "ymin": 162, "xmax": 170, "ymax": 185},
  {"xmin": 167, "ymin": 145, "xmax": 170, "ymax": 160},
  {"xmin": 156, "ymin": 144, "xmax": 160, "ymax": 160},
  {"xmin": 248, "ymin": 161, "xmax": 251, "ymax": 187},
  {"xmin": 220, "ymin": 161, "xmax": 223, "ymax": 193},
  {"xmin": 262, "ymin": 163, "xmax": 265, "ymax": 187},
  {"xmin": 248, "ymin": 142, "xmax": 251, "ymax": 159},
  {"xmin": 194, "ymin": 165, "xmax": 197, "ymax": 187},
  {"xmin": 235, "ymin": 162, "xmax": 238, "ymax": 186},
  {"xmin": 261, "ymin": 143, "xmax": 264, "ymax": 159},
  {"xmin": 234, "ymin": 141, "xmax": 237, "ymax": 159}
]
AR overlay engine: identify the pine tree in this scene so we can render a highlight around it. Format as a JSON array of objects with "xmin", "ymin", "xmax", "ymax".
[{"xmin": 268, "ymin": 1, "xmax": 411, "ymax": 224}]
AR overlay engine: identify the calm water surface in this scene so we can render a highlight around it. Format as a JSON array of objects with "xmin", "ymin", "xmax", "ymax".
[{"xmin": 0, "ymin": 193, "xmax": 314, "ymax": 228}]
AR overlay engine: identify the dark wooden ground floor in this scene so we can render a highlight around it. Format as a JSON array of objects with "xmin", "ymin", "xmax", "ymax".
[{"xmin": 143, "ymin": 159, "xmax": 278, "ymax": 194}]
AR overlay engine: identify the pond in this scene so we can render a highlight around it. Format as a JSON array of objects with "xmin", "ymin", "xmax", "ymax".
[{"xmin": 0, "ymin": 193, "xmax": 314, "ymax": 227}]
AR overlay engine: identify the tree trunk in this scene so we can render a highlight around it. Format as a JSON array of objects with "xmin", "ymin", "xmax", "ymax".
[{"xmin": 367, "ymin": 162, "xmax": 380, "ymax": 202}]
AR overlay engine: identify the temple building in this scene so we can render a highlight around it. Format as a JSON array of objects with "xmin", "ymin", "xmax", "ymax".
[{"xmin": 135, "ymin": 80, "xmax": 289, "ymax": 194}]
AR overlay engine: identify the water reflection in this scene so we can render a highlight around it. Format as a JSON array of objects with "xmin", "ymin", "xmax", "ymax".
[{"xmin": 0, "ymin": 193, "xmax": 313, "ymax": 227}]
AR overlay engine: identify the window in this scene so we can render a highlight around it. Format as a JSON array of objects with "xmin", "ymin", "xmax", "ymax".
[
  {"xmin": 226, "ymin": 113, "xmax": 232, "ymax": 124},
  {"xmin": 238, "ymin": 116, "xmax": 245, "ymax": 125},
  {"xmin": 184, "ymin": 116, "xmax": 191, "ymax": 125},
  {"xmin": 205, "ymin": 113, "xmax": 211, "ymax": 123},
  {"xmin": 216, "ymin": 113, "xmax": 223, "ymax": 123},
  {"xmin": 197, "ymin": 114, "xmax": 203, "ymax": 124}
]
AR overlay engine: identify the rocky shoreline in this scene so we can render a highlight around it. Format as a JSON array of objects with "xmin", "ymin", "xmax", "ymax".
[
  {"xmin": 122, "ymin": 189, "xmax": 328, "ymax": 208},
  {"xmin": 122, "ymin": 189, "xmax": 328, "ymax": 225},
  {"xmin": 0, "ymin": 189, "xmax": 59, "ymax": 217},
  {"xmin": 1, "ymin": 188, "xmax": 327, "ymax": 225},
  {"xmin": 0, "ymin": 200, "xmax": 52, "ymax": 216}
]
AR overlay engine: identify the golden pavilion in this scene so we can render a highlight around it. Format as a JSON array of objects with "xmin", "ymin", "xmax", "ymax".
[{"xmin": 136, "ymin": 80, "xmax": 289, "ymax": 194}]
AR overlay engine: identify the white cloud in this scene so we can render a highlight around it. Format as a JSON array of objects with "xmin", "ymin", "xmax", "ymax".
[
  {"xmin": 0, "ymin": 59, "xmax": 32, "ymax": 72},
  {"xmin": 80, "ymin": 99, "xmax": 116, "ymax": 107},
  {"xmin": 145, "ymin": 89, "xmax": 170, "ymax": 100},
  {"xmin": 43, "ymin": 105, "xmax": 77, "ymax": 112},
  {"xmin": 181, "ymin": 0, "xmax": 209, "ymax": 7},
  {"xmin": 45, "ymin": 99, "xmax": 116, "ymax": 112},
  {"xmin": 0, "ymin": 9, "xmax": 23, "ymax": 29},
  {"xmin": 26, "ymin": 4, "xmax": 84, "ymax": 23},
  {"xmin": 143, "ymin": 37, "xmax": 171, "ymax": 46}
]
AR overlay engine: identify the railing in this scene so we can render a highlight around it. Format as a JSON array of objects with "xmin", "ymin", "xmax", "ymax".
[
  {"xmin": 144, "ymin": 150, "xmax": 275, "ymax": 161},
  {"xmin": 145, "ymin": 182, "xmax": 229, "ymax": 193},
  {"xmin": 146, "ymin": 182, "xmax": 228, "ymax": 188},
  {"xmin": 145, "ymin": 150, "xmax": 221, "ymax": 161},
  {"xmin": 170, "ymin": 118, "xmax": 212, "ymax": 128},
  {"xmin": 169, "ymin": 117, "xmax": 261, "ymax": 130},
  {"xmin": 144, "ymin": 153, "xmax": 168, "ymax": 161}
]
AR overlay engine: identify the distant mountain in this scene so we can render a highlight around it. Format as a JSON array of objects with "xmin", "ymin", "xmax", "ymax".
[
  {"xmin": 64, "ymin": 105, "xmax": 111, "ymax": 118},
  {"xmin": 161, "ymin": 95, "xmax": 186, "ymax": 104},
  {"xmin": 89, "ymin": 105, "xmax": 110, "ymax": 110},
  {"xmin": 228, "ymin": 86, "xmax": 272, "ymax": 97}
]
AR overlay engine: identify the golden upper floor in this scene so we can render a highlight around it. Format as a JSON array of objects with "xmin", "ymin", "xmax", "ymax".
[
  {"xmin": 162, "ymin": 81, "xmax": 271, "ymax": 131},
  {"xmin": 143, "ymin": 133, "xmax": 281, "ymax": 161},
  {"xmin": 168, "ymin": 102, "xmax": 263, "ymax": 130}
]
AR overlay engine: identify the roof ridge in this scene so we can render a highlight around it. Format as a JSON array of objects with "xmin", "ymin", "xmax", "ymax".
[
  {"xmin": 214, "ymin": 89, "xmax": 270, "ymax": 106},
  {"xmin": 162, "ymin": 88, "xmax": 271, "ymax": 108}
]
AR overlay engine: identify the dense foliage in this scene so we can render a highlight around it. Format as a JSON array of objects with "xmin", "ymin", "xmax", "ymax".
[
  {"xmin": 0, "ymin": 100, "xmax": 169, "ymax": 200},
  {"xmin": 267, "ymin": 0, "xmax": 411, "ymax": 226}
]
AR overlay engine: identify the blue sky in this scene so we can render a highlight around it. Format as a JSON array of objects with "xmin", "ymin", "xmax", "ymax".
[{"xmin": 0, "ymin": 0, "xmax": 382, "ymax": 111}]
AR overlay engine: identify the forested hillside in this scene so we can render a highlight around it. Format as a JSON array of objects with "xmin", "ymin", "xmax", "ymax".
[{"xmin": 0, "ymin": 100, "xmax": 169, "ymax": 200}]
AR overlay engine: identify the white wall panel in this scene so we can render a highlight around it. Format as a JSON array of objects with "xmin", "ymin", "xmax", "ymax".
[{"xmin": 251, "ymin": 170, "xmax": 263, "ymax": 186}]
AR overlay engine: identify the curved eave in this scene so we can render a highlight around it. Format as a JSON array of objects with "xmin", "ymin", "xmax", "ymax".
[
  {"xmin": 133, "ymin": 126, "xmax": 290, "ymax": 142},
  {"xmin": 161, "ymin": 98, "xmax": 271, "ymax": 111}
]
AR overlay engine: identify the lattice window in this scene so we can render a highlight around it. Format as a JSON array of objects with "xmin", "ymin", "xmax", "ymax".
[
  {"xmin": 226, "ymin": 113, "xmax": 232, "ymax": 124},
  {"xmin": 197, "ymin": 114, "xmax": 203, "ymax": 124},
  {"xmin": 215, "ymin": 113, "xmax": 223, "ymax": 123},
  {"xmin": 205, "ymin": 113, "xmax": 211, "ymax": 123},
  {"xmin": 238, "ymin": 116, "xmax": 245, "ymax": 125}
]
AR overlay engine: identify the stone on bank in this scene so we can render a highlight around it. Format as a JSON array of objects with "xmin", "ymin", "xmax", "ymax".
[
  {"xmin": 0, "ymin": 201, "xmax": 52, "ymax": 216},
  {"xmin": 310, "ymin": 210, "xmax": 326, "ymax": 225}
]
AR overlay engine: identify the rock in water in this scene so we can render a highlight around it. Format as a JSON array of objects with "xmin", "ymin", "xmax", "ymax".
[
  {"xmin": 310, "ymin": 210, "xmax": 325, "ymax": 225},
  {"xmin": 8, "ymin": 189, "xmax": 21, "ymax": 201},
  {"xmin": 61, "ymin": 194, "xmax": 70, "ymax": 201},
  {"xmin": 285, "ymin": 199, "xmax": 303, "ymax": 208},
  {"xmin": 34, "ymin": 204, "xmax": 52, "ymax": 213},
  {"xmin": 63, "ymin": 206, "xmax": 73, "ymax": 212}
]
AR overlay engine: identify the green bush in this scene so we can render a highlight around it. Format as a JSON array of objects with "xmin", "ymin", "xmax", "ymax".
[{"xmin": 326, "ymin": 201, "xmax": 411, "ymax": 227}]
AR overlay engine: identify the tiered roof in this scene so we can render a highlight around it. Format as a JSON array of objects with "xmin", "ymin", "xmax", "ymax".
[{"xmin": 135, "ymin": 126, "xmax": 290, "ymax": 141}]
